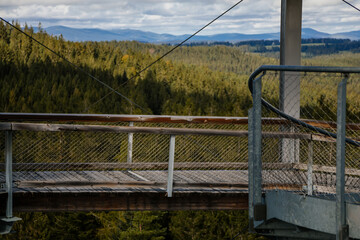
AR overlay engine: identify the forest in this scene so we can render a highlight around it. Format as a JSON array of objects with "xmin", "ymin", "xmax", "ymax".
[
  {"xmin": 0, "ymin": 21, "xmax": 359, "ymax": 239},
  {"xmin": 185, "ymin": 38, "xmax": 360, "ymax": 57}
]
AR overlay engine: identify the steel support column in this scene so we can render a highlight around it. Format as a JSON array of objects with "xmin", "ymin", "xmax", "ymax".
[
  {"xmin": 336, "ymin": 76, "xmax": 349, "ymax": 240},
  {"xmin": 248, "ymin": 108, "xmax": 254, "ymax": 230},
  {"xmin": 280, "ymin": 0, "xmax": 302, "ymax": 163},
  {"xmin": 252, "ymin": 75, "xmax": 265, "ymax": 224}
]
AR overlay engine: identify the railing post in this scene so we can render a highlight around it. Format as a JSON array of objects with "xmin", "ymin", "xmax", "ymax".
[
  {"xmin": 252, "ymin": 74, "xmax": 265, "ymax": 223},
  {"xmin": 5, "ymin": 131, "xmax": 13, "ymax": 219},
  {"xmin": 280, "ymin": 0, "xmax": 302, "ymax": 164},
  {"xmin": 1, "ymin": 130, "xmax": 20, "ymax": 235},
  {"xmin": 127, "ymin": 122, "xmax": 134, "ymax": 165},
  {"xmin": 307, "ymin": 140, "xmax": 313, "ymax": 195},
  {"xmin": 167, "ymin": 135, "xmax": 176, "ymax": 197},
  {"xmin": 248, "ymin": 108, "xmax": 255, "ymax": 230},
  {"xmin": 336, "ymin": 76, "xmax": 349, "ymax": 240}
]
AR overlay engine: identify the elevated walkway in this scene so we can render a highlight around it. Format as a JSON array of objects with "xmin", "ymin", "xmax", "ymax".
[{"xmin": 0, "ymin": 66, "xmax": 359, "ymax": 237}]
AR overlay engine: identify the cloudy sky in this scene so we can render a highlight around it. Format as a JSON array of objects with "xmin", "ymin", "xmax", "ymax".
[{"xmin": 1, "ymin": 0, "xmax": 360, "ymax": 35}]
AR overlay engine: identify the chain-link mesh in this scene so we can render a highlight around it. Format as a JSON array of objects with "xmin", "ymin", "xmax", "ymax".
[
  {"xmin": 1, "ymin": 70, "xmax": 359, "ymax": 197},
  {"xmin": 0, "ymin": 120, "xmax": 250, "ymax": 191},
  {"xmin": 259, "ymin": 71, "xmax": 360, "ymax": 202}
]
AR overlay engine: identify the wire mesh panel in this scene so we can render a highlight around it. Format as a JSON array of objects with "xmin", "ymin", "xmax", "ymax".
[
  {"xmin": 344, "ymin": 74, "xmax": 360, "ymax": 203},
  {"xmin": 257, "ymin": 69, "xmax": 360, "ymax": 201},
  {"xmin": 131, "ymin": 133, "xmax": 169, "ymax": 167},
  {"xmin": 12, "ymin": 130, "xmax": 128, "ymax": 183},
  {"xmin": 0, "ymin": 118, "xmax": 253, "ymax": 192}
]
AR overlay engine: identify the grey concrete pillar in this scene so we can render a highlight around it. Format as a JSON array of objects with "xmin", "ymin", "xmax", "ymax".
[{"xmin": 280, "ymin": 0, "xmax": 302, "ymax": 163}]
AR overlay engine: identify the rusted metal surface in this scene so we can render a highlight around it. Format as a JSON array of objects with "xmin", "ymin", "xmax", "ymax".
[
  {"xmin": 6, "ymin": 122, "xmax": 250, "ymax": 136},
  {"xmin": 1, "ymin": 113, "xmax": 359, "ymax": 130},
  {"xmin": 0, "ymin": 122, "xmax": 344, "ymax": 145},
  {"xmin": 0, "ymin": 191, "xmax": 249, "ymax": 212},
  {"xmin": 0, "ymin": 113, "xmax": 249, "ymax": 124}
]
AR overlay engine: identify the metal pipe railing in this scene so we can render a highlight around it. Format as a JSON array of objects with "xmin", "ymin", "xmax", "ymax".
[
  {"xmin": 1, "ymin": 113, "xmax": 359, "ymax": 130},
  {"xmin": 248, "ymin": 65, "xmax": 360, "ymax": 147},
  {"xmin": 247, "ymin": 65, "xmax": 360, "ymax": 237}
]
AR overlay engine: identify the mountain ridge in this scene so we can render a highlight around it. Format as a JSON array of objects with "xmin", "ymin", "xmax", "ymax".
[{"xmin": 36, "ymin": 26, "xmax": 360, "ymax": 43}]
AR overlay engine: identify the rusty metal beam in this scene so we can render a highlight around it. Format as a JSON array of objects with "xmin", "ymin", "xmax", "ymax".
[
  {"xmin": 1, "ymin": 113, "xmax": 359, "ymax": 130},
  {"xmin": 0, "ymin": 192, "xmax": 248, "ymax": 212}
]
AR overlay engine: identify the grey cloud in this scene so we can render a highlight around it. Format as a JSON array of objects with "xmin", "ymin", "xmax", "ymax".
[{"xmin": 1, "ymin": 0, "xmax": 359, "ymax": 35}]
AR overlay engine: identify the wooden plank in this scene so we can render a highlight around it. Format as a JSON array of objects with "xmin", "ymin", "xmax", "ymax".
[
  {"xmin": 312, "ymin": 134, "xmax": 336, "ymax": 143},
  {"xmin": 0, "ymin": 113, "xmax": 250, "ymax": 124},
  {"xmin": 89, "ymin": 171, "xmax": 118, "ymax": 182},
  {"xmin": 303, "ymin": 120, "xmax": 360, "ymax": 131},
  {"xmin": 1, "ymin": 113, "xmax": 359, "ymax": 130},
  {"xmin": 11, "ymin": 123, "xmax": 250, "ymax": 136},
  {"xmin": 294, "ymin": 163, "xmax": 360, "ymax": 176},
  {"xmin": 131, "ymin": 171, "xmax": 168, "ymax": 182},
  {"xmin": 262, "ymin": 132, "xmax": 311, "ymax": 140},
  {"xmin": 1, "ymin": 162, "xmax": 322, "ymax": 171},
  {"xmin": 10, "ymin": 122, "xmax": 351, "ymax": 144},
  {"xmin": 15, "ymin": 180, "xmax": 253, "ymax": 189},
  {"xmin": 0, "ymin": 114, "xmax": 286, "ymax": 126},
  {"xmin": 105, "ymin": 171, "xmax": 140, "ymax": 182},
  {"xmin": 10, "ymin": 122, "xmax": 317, "ymax": 140}
]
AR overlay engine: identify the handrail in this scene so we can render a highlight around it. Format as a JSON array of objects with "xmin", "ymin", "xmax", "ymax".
[
  {"xmin": 0, "ymin": 113, "xmax": 359, "ymax": 130},
  {"xmin": 0, "ymin": 122, "xmax": 341, "ymax": 142},
  {"xmin": 248, "ymin": 65, "xmax": 360, "ymax": 147},
  {"xmin": 249, "ymin": 65, "xmax": 360, "ymax": 81},
  {"xmin": 0, "ymin": 113, "xmax": 249, "ymax": 124}
]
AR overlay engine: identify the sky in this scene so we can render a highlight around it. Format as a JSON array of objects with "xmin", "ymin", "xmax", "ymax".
[{"xmin": 1, "ymin": 0, "xmax": 360, "ymax": 35}]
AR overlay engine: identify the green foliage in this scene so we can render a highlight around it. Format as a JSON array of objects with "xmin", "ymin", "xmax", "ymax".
[
  {"xmin": 0, "ymin": 22, "xmax": 263, "ymax": 239},
  {"xmin": 95, "ymin": 211, "xmax": 167, "ymax": 240},
  {"xmin": 1, "ymin": 21, "xmax": 359, "ymax": 239},
  {"xmin": 1, "ymin": 211, "xmax": 264, "ymax": 240},
  {"xmin": 169, "ymin": 210, "xmax": 262, "ymax": 240},
  {"xmin": 0, "ymin": 21, "xmax": 267, "ymax": 116},
  {"xmin": 2, "ymin": 213, "xmax": 52, "ymax": 240},
  {"xmin": 1, "ymin": 212, "xmax": 99, "ymax": 240}
]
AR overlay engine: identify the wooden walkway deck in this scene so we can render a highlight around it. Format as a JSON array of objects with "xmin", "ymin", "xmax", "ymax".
[
  {"xmin": 2, "ymin": 169, "xmax": 357, "ymax": 212},
  {"xmin": 1, "ymin": 170, "xmax": 250, "ymax": 212}
]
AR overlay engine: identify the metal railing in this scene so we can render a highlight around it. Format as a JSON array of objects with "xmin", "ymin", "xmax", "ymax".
[
  {"xmin": 248, "ymin": 65, "xmax": 360, "ymax": 238},
  {"xmin": 0, "ymin": 114, "xmax": 358, "ymax": 188},
  {"xmin": 1, "ymin": 113, "xmax": 355, "ymax": 214},
  {"xmin": 0, "ymin": 63, "xmax": 359, "ymax": 237}
]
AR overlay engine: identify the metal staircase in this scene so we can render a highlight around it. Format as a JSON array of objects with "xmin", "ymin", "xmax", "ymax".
[{"xmin": 248, "ymin": 65, "xmax": 360, "ymax": 239}]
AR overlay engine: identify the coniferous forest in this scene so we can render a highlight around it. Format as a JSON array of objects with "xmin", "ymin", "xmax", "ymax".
[{"xmin": 0, "ymin": 21, "xmax": 360, "ymax": 239}]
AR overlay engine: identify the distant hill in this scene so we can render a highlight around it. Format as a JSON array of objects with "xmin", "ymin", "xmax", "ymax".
[
  {"xmin": 35, "ymin": 26, "xmax": 360, "ymax": 42},
  {"xmin": 331, "ymin": 30, "xmax": 360, "ymax": 40},
  {"xmin": 301, "ymin": 28, "xmax": 331, "ymax": 39}
]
